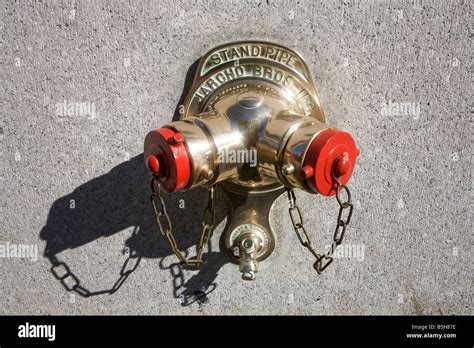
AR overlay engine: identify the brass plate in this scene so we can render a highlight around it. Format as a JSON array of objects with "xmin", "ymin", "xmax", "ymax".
[{"xmin": 181, "ymin": 41, "xmax": 325, "ymax": 123}]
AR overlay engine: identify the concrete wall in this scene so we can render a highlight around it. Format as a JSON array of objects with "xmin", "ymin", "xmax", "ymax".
[{"xmin": 1, "ymin": 0, "xmax": 471, "ymax": 315}]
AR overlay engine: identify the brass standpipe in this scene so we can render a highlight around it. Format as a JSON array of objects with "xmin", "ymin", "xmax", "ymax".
[{"xmin": 144, "ymin": 41, "xmax": 359, "ymax": 280}]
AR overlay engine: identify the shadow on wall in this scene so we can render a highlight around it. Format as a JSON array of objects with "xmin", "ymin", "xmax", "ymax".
[
  {"xmin": 40, "ymin": 57, "xmax": 231, "ymax": 306},
  {"xmin": 40, "ymin": 154, "xmax": 229, "ymax": 306}
]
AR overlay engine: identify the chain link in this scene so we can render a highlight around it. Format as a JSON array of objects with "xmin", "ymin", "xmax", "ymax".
[
  {"xmin": 287, "ymin": 174, "xmax": 354, "ymax": 274},
  {"xmin": 150, "ymin": 178, "xmax": 215, "ymax": 266}
]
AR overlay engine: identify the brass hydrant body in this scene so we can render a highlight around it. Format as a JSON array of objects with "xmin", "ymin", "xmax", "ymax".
[{"xmin": 145, "ymin": 41, "xmax": 359, "ymax": 280}]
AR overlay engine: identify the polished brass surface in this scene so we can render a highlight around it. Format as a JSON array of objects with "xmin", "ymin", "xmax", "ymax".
[
  {"xmin": 177, "ymin": 41, "xmax": 329, "ymax": 194},
  {"xmin": 155, "ymin": 41, "xmax": 346, "ymax": 279},
  {"xmin": 182, "ymin": 41, "xmax": 326, "ymax": 123},
  {"xmin": 224, "ymin": 187, "xmax": 283, "ymax": 263}
]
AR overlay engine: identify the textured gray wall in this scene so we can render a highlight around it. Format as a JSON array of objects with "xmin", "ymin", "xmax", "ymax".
[{"xmin": 1, "ymin": 0, "xmax": 472, "ymax": 315}]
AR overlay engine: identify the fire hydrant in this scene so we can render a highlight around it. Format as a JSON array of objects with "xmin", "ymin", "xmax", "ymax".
[{"xmin": 145, "ymin": 41, "xmax": 359, "ymax": 280}]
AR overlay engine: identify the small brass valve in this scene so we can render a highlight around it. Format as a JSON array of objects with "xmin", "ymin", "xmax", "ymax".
[{"xmin": 145, "ymin": 41, "xmax": 359, "ymax": 280}]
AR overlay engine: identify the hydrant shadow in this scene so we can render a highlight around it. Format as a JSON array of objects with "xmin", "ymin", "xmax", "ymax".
[{"xmin": 40, "ymin": 153, "xmax": 229, "ymax": 304}]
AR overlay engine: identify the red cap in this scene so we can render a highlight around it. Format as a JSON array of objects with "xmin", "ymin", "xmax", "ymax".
[
  {"xmin": 303, "ymin": 128, "xmax": 359, "ymax": 196},
  {"xmin": 144, "ymin": 128, "xmax": 191, "ymax": 193}
]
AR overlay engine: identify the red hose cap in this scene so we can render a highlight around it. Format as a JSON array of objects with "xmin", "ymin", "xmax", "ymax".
[
  {"xmin": 144, "ymin": 128, "xmax": 191, "ymax": 193},
  {"xmin": 303, "ymin": 129, "xmax": 359, "ymax": 196}
]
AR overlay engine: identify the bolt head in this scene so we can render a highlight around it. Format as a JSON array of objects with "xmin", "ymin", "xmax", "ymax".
[
  {"xmin": 173, "ymin": 133, "xmax": 184, "ymax": 144},
  {"xmin": 334, "ymin": 152, "xmax": 350, "ymax": 177},
  {"xmin": 301, "ymin": 165, "xmax": 314, "ymax": 179},
  {"xmin": 167, "ymin": 132, "xmax": 185, "ymax": 144},
  {"xmin": 282, "ymin": 163, "xmax": 295, "ymax": 176},
  {"xmin": 146, "ymin": 155, "xmax": 160, "ymax": 175},
  {"xmin": 200, "ymin": 169, "xmax": 214, "ymax": 180}
]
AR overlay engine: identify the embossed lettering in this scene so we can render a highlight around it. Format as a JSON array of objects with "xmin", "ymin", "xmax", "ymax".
[
  {"xmin": 210, "ymin": 53, "xmax": 221, "ymax": 65},
  {"xmin": 205, "ymin": 44, "xmax": 298, "ymax": 70}
]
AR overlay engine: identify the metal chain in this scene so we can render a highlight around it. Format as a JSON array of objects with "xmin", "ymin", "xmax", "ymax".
[
  {"xmin": 287, "ymin": 175, "xmax": 354, "ymax": 274},
  {"xmin": 150, "ymin": 178, "xmax": 215, "ymax": 266}
]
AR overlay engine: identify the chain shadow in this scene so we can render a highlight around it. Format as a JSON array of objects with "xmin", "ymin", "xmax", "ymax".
[
  {"xmin": 39, "ymin": 56, "xmax": 233, "ymax": 304},
  {"xmin": 40, "ymin": 153, "xmax": 230, "ymax": 303},
  {"xmin": 159, "ymin": 250, "xmax": 230, "ymax": 306}
]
